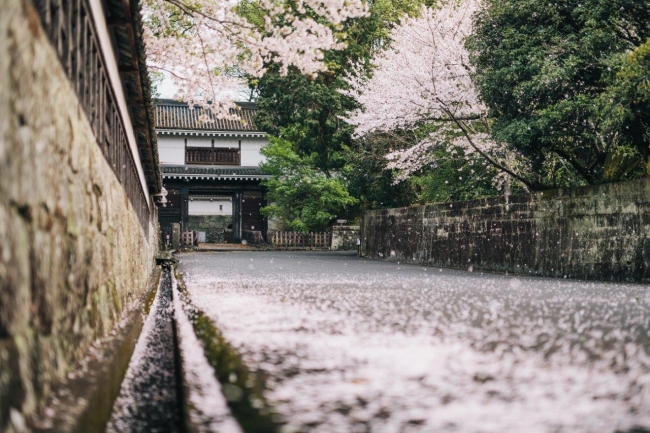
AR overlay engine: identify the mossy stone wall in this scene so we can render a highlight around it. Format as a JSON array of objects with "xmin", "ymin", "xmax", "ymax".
[
  {"xmin": 330, "ymin": 226, "xmax": 360, "ymax": 251},
  {"xmin": 362, "ymin": 179, "xmax": 650, "ymax": 282},
  {"xmin": 0, "ymin": 1, "xmax": 156, "ymax": 430}
]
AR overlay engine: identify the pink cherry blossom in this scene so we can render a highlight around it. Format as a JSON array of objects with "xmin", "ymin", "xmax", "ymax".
[
  {"xmin": 143, "ymin": 0, "xmax": 368, "ymax": 117},
  {"xmin": 343, "ymin": 1, "xmax": 528, "ymax": 187}
]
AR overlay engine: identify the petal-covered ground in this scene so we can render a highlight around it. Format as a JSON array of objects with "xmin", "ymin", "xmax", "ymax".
[{"xmin": 178, "ymin": 251, "xmax": 650, "ymax": 433}]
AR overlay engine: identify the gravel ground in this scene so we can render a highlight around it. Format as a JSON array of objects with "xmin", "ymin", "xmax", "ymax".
[
  {"xmin": 178, "ymin": 251, "xmax": 650, "ymax": 433},
  {"xmin": 106, "ymin": 269, "xmax": 182, "ymax": 433}
]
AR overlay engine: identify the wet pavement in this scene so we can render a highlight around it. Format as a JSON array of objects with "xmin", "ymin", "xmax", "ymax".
[
  {"xmin": 177, "ymin": 251, "xmax": 650, "ymax": 433},
  {"xmin": 107, "ymin": 268, "xmax": 182, "ymax": 433}
]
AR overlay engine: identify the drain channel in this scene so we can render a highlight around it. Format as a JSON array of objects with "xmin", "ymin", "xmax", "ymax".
[{"xmin": 106, "ymin": 267, "xmax": 184, "ymax": 433}]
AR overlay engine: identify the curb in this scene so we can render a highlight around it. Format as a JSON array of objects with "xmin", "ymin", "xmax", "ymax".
[{"xmin": 172, "ymin": 268, "xmax": 281, "ymax": 433}]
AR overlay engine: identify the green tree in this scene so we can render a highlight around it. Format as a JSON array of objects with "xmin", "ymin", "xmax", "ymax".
[
  {"xmin": 599, "ymin": 38, "xmax": 650, "ymax": 179},
  {"xmin": 468, "ymin": 0, "xmax": 650, "ymax": 187},
  {"xmin": 411, "ymin": 147, "xmax": 503, "ymax": 204},
  {"xmin": 344, "ymin": 125, "xmax": 505, "ymax": 209},
  {"xmin": 344, "ymin": 133, "xmax": 418, "ymax": 210},
  {"xmin": 252, "ymin": 0, "xmax": 430, "ymax": 173},
  {"xmin": 247, "ymin": 0, "xmax": 436, "ymax": 218},
  {"xmin": 260, "ymin": 137, "xmax": 357, "ymax": 232}
]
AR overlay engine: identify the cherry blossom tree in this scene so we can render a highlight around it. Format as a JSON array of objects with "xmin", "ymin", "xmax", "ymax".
[
  {"xmin": 143, "ymin": 0, "xmax": 368, "ymax": 117},
  {"xmin": 343, "ymin": 1, "xmax": 536, "ymax": 189}
]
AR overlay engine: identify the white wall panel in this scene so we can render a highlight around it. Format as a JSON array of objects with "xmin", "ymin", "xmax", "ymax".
[
  {"xmin": 186, "ymin": 137, "xmax": 212, "ymax": 147},
  {"xmin": 188, "ymin": 199, "xmax": 233, "ymax": 216},
  {"xmin": 158, "ymin": 136, "xmax": 185, "ymax": 164},
  {"xmin": 213, "ymin": 138, "xmax": 239, "ymax": 148},
  {"xmin": 241, "ymin": 138, "xmax": 268, "ymax": 166},
  {"xmin": 157, "ymin": 134, "xmax": 269, "ymax": 167}
]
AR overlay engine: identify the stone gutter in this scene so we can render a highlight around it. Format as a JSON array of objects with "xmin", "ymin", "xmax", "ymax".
[
  {"xmin": 28, "ymin": 267, "xmax": 162, "ymax": 433},
  {"xmin": 23, "ymin": 260, "xmax": 279, "ymax": 433}
]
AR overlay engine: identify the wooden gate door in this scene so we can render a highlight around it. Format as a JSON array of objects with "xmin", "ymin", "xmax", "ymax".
[{"xmin": 241, "ymin": 191, "xmax": 265, "ymax": 237}]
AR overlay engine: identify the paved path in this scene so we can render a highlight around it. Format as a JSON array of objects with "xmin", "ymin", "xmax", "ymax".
[{"xmin": 178, "ymin": 251, "xmax": 650, "ymax": 433}]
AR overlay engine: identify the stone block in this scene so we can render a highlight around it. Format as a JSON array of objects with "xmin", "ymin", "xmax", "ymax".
[{"xmin": 362, "ymin": 178, "xmax": 650, "ymax": 283}]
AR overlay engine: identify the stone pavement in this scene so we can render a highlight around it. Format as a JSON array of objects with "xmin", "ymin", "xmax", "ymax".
[{"xmin": 176, "ymin": 250, "xmax": 650, "ymax": 433}]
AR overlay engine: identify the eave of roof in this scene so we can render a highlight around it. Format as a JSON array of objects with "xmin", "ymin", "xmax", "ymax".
[
  {"xmin": 103, "ymin": 0, "xmax": 162, "ymax": 193},
  {"xmin": 156, "ymin": 99, "xmax": 257, "ymax": 110},
  {"xmin": 161, "ymin": 164, "xmax": 270, "ymax": 180},
  {"xmin": 157, "ymin": 129, "xmax": 267, "ymax": 138}
]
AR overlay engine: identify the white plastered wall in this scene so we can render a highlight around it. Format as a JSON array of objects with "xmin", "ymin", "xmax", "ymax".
[
  {"xmin": 241, "ymin": 137, "xmax": 268, "ymax": 166},
  {"xmin": 158, "ymin": 134, "xmax": 269, "ymax": 166},
  {"xmin": 213, "ymin": 138, "xmax": 239, "ymax": 148},
  {"xmin": 186, "ymin": 137, "xmax": 212, "ymax": 147},
  {"xmin": 158, "ymin": 136, "xmax": 185, "ymax": 165},
  {"xmin": 188, "ymin": 200, "xmax": 233, "ymax": 216}
]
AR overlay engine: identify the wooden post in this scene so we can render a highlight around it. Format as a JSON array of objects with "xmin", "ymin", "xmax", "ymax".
[
  {"xmin": 180, "ymin": 188, "xmax": 189, "ymax": 232},
  {"xmin": 172, "ymin": 223, "xmax": 181, "ymax": 249}
]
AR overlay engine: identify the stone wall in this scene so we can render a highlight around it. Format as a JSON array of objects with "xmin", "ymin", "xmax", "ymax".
[
  {"xmin": 0, "ymin": 1, "xmax": 157, "ymax": 430},
  {"xmin": 330, "ymin": 226, "xmax": 360, "ymax": 251},
  {"xmin": 361, "ymin": 179, "xmax": 650, "ymax": 282},
  {"xmin": 188, "ymin": 215, "xmax": 233, "ymax": 243}
]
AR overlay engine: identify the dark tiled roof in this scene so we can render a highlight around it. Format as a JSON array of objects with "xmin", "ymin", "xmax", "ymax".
[
  {"xmin": 154, "ymin": 99, "xmax": 260, "ymax": 131},
  {"xmin": 162, "ymin": 165, "xmax": 268, "ymax": 177}
]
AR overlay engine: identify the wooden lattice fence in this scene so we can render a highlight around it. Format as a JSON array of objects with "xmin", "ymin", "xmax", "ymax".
[{"xmin": 268, "ymin": 231, "xmax": 332, "ymax": 250}]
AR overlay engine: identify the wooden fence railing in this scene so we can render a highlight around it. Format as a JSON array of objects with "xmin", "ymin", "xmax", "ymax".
[{"xmin": 268, "ymin": 231, "xmax": 332, "ymax": 250}]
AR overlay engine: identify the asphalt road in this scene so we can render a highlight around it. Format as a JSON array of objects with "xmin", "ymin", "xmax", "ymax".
[{"xmin": 178, "ymin": 251, "xmax": 650, "ymax": 433}]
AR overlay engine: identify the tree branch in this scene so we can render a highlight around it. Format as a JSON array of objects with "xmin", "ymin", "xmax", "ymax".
[
  {"xmin": 420, "ymin": 114, "xmax": 483, "ymax": 122},
  {"xmin": 551, "ymin": 147, "xmax": 598, "ymax": 184},
  {"xmin": 438, "ymin": 102, "xmax": 548, "ymax": 190}
]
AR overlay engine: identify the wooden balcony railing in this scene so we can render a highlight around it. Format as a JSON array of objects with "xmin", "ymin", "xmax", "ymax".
[
  {"xmin": 33, "ymin": 0, "xmax": 152, "ymax": 234},
  {"xmin": 185, "ymin": 147, "xmax": 240, "ymax": 165}
]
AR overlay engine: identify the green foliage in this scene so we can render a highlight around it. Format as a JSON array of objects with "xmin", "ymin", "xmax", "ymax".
[
  {"xmin": 260, "ymin": 137, "xmax": 357, "ymax": 232},
  {"xmin": 254, "ymin": 70, "xmax": 351, "ymax": 173},
  {"xmin": 344, "ymin": 133, "xmax": 418, "ymax": 209},
  {"xmin": 599, "ymin": 38, "xmax": 650, "ymax": 176},
  {"xmin": 344, "ymin": 124, "xmax": 504, "ymax": 208},
  {"xmin": 143, "ymin": 0, "xmax": 195, "ymax": 38},
  {"xmin": 252, "ymin": 0, "xmax": 420, "ymax": 173},
  {"xmin": 411, "ymin": 148, "xmax": 502, "ymax": 204},
  {"xmin": 249, "ymin": 0, "xmax": 434, "ymax": 219},
  {"xmin": 468, "ymin": 0, "xmax": 650, "ymax": 187}
]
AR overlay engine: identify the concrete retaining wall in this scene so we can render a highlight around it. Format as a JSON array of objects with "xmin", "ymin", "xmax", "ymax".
[
  {"xmin": 361, "ymin": 179, "xmax": 650, "ymax": 282},
  {"xmin": 0, "ymin": 1, "xmax": 157, "ymax": 430}
]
